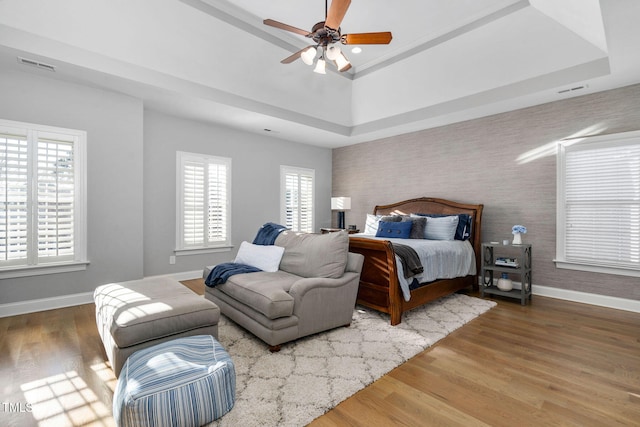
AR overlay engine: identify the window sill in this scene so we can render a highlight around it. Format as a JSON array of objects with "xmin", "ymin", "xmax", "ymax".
[
  {"xmin": 174, "ymin": 246, "xmax": 233, "ymax": 256},
  {"xmin": 0, "ymin": 261, "xmax": 90, "ymax": 279},
  {"xmin": 554, "ymin": 259, "xmax": 640, "ymax": 278}
]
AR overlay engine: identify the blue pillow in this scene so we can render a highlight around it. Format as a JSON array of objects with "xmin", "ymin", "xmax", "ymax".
[
  {"xmin": 413, "ymin": 213, "xmax": 472, "ymax": 240},
  {"xmin": 375, "ymin": 221, "xmax": 413, "ymax": 239}
]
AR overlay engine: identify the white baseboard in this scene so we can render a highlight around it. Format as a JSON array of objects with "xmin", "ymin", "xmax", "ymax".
[
  {"xmin": 0, "ymin": 270, "xmax": 204, "ymax": 318},
  {"xmin": 0, "ymin": 291, "xmax": 94, "ymax": 318},
  {"xmin": 3, "ymin": 273, "xmax": 638, "ymax": 318},
  {"xmin": 481, "ymin": 277, "xmax": 640, "ymax": 313},
  {"xmin": 532, "ymin": 284, "xmax": 640, "ymax": 313},
  {"xmin": 148, "ymin": 270, "xmax": 203, "ymax": 282}
]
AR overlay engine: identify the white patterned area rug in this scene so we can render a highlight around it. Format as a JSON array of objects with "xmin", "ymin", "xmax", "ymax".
[{"xmin": 208, "ymin": 293, "xmax": 496, "ymax": 427}]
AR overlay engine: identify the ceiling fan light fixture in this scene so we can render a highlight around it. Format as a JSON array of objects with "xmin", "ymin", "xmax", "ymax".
[
  {"xmin": 301, "ymin": 46, "xmax": 317, "ymax": 66},
  {"xmin": 264, "ymin": 0, "xmax": 392, "ymax": 73},
  {"xmin": 335, "ymin": 52, "xmax": 351, "ymax": 72},
  {"xmin": 313, "ymin": 57, "xmax": 326, "ymax": 74},
  {"xmin": 325, "ymin": 45, "xmax": 341, "ymax": 61}
]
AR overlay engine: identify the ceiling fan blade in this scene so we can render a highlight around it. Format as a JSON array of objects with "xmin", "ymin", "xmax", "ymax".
[
  {"xmin": 325, "ymin": 0, "xmax": 351, "ymax": 30},
  {"xmin": 342, "ymin": 32, "xmax": 393, "ymax": 45},
  {"xmin": 281, "ymin": 46, "xmax": 313, "ymax": 64},
  {"xmin": 264, "ymin": 19, "xmax": 311, "ymax": 37}
]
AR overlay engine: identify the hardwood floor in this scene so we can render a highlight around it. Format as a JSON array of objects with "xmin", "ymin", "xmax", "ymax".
[
  {"xmin": 312, "ymin": 295, "xmax": 640, "ymax": 427},
  {"xmin": 1, "ymin": 282, "xmax": 639, "ymax": 426}
]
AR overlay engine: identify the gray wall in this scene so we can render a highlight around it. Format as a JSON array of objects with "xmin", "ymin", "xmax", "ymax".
[
  {"xmin": 143, "ymin": 110, "xmax": 333, "ymax": 277},
  {"xmin": 333, "ymin": 83, "xmax": 640, "ymax": 302},
  {"xmin": 0, "ymin": 70, "xmax": 333, "ymax": 306},
  {"xmin": 0, "ymin": 70, "xmax": 144, "ymax": 304}
]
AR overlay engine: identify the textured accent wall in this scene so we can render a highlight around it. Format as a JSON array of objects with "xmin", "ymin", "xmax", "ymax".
[{"xmin": 333, "ymin": 84, "xmax": 640, "ymax": 301}]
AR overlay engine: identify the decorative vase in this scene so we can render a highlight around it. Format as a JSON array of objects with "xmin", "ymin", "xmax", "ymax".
[
  {"xmin": 497, "ymin": 273, "xmax": 513, "ymax": 291},
  {"xmin": 512, "ymin": 232, "xmax": 522, "ymax": 245}
]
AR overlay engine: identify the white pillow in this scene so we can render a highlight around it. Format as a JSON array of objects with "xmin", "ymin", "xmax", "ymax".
[
  {"xmin": 234, "ymin": 241, "xmax": 285, "ymax": 272},
  {"xmin": 364, "ymin": 214, "xmax": 382, "ymax": 235},
  {"xmin": 424, "ymin": 215, "xmax": 459, "ymax": 240}
]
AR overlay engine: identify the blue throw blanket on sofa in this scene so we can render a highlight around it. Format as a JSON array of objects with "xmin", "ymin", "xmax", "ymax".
[
  {"xmin": 253, "ymin": 222, "xmax": 287, "ymax": 245},
  {"xmin": 205, "ymin": 222, "xmax": 288, "ymax": 286},
  {"xmin": 205, "ymin": 262, "xmax": 261, "ymax": 287}
]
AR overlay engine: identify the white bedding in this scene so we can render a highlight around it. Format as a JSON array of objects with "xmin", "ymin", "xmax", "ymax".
[{"xmin": 350, "ymin": 234, "xmax": 477, "ymax": 301}]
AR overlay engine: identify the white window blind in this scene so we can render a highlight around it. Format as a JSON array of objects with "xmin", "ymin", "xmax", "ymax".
[
  {"xmin": 0, "ymin": 119, "xmax": 87, "ymax": 275},
  {"xmin": 556, "ymin": 131, "xmax": 640, "ymax": 276},
  {"xmin": 281, "ymin": 166, "xmax": 314, "ymax": 233},
  {"xmin": 177, "ymin": 152, "xmax": 231, "ymax": 251}
]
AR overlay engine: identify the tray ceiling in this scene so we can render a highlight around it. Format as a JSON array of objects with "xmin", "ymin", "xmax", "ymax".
[{"xmin": 0, "ymin": 0, "xmax": 638, "ymax": 147}]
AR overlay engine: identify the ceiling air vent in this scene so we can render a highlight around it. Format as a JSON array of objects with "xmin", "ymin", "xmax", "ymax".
[
  {"xmin": 17, "ymin": 56, "xmax": 56, "ymax": 72},
  {"xmin": 558, "ymin": 84, "xmax": 589, "ymax": 94}
]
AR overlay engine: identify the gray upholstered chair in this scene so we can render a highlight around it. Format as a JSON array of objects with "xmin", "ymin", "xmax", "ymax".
[{"xmin": 204, "ymin": 230, "xmax": 364, "ymax": 351}]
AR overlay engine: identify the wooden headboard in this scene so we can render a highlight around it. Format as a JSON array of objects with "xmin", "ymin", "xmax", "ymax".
[{"xmin": 373, "ymin": 197, "xmax": 484, "ymax": 273}]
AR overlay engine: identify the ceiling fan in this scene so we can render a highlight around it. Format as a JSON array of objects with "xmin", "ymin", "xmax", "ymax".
[{"xmin": 263, "ymin": 0, "xmax": 392, "ymax": 74}]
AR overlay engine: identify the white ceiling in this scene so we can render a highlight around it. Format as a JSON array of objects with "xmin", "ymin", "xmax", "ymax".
[{"xmin": 0, "ymin": 0, "xmax": 638, "ymax": 148}]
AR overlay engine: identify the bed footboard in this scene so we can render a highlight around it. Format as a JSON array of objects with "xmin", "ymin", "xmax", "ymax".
[{"xmin": 348, "ymin": 237, "xmax": 404, "ymax": 325}]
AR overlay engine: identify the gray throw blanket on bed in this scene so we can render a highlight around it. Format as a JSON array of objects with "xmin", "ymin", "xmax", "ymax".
[{"xmin": 392, "ymin": 243, "xmax": 424, "ymax": 279}]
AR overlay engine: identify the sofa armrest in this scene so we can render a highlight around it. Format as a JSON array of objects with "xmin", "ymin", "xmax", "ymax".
[
  {"xmin": 289, "ymin": 271, "xmax": 360, "ymax": 300},
  {"xmin": 288, "ymin": 255, "xmax": 363, "ymax": 337},
  {"xmin": 346, "ymin": 252, "xmax": 364, "ymax": 274}
]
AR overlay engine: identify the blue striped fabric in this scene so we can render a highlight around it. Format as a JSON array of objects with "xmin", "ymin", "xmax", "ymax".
[{"xmin": 113, "ymin": 335, "xmax": 236, "ymax": 427}]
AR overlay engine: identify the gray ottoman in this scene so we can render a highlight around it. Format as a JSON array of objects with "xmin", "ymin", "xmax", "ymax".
[
  {"xmin": 94, "ymin": 277, "xmax": 220, "ymax": 377},
  {"xmin": 113, "ymin": 335, "xmax": 236, "ymax": 427}
]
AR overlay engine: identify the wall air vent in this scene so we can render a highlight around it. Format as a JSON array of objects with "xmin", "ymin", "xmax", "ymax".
[
  {"xmin": 558, "ymin": 84, "xmax": 589, "ymax": 94},
  {"xmin": 17, "ymin": 56, "xmax": 56, "ymax": 72}
]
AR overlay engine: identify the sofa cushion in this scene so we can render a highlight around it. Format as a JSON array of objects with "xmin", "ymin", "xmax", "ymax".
[
  {"xmin": 275, "ymin": 230, "xmax": 348, "ymax": 279},
  {"xmin": 216, "ymin": 271, "xmax": 298, "ymax": 319},
  {"xmin": 94, "ymin": 277, "xmax": 220, "ymax": 348}
]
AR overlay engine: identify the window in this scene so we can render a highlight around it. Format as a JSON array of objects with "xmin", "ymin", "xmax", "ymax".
[
  {"xmin": 0, "ymin": 119, "xmax": 87, "ymax": 278},
  {"xmin": 176, "ymin": 151, "xmax": 231, "ymax": 253},
  {"xmin": 556, "ymin": 130, "xmax": 640, "ymax": 277},
  {"xmin": 280, "ymin": 166, "xmax": 315, "ymax": 233}
]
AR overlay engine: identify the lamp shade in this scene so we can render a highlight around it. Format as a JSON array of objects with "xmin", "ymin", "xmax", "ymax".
[
  {"xmin": 325, "ymin": 45, "xmax": 341, "ymax": 61},
  {"xmin": 331, "ymin": 197, "xmax": 351, "ymax": 210},
  {"xmin": 301, "ymin": 46, "xmax": 317, "ymax": 65},
  {"xmin": 334, "ymin": 52, "xmax": 351, "ymax": 72},
  {"xmin": 313, "ymin": 57, "xmax": 326, "ymax": 74}
]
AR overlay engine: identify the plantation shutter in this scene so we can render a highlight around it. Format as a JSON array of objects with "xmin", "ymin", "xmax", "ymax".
[
  {"xmin": 1, "ymin": 121, "xmax": 84, "ymax": 272},
  {"xmin": 177, "ymin": 152, "xmax": 231, "ymax": 250},
  {"xmin": 282, "ymin": 166, "xmax": 314, "ymax": 233},
  {"xmin": 559, "ymin": 133, "xmax": 640, "ymax": 272},
  {"xmin": 299, "ymin": 173, "xmax": 313, "ymax": 232},
  {"xmin": 1, "ymin": 129, "xmax": 29, "ymax": 263},
  {"xmin": 182, "ymin": 160, "xmax": 205, "ymax": 246},
  {"xmin": 208, "ymin": 162, "xmax": 228, "ymax": 243},
  {"xmin": 37, "ymin": 135, "xmax": 75, "ymax": 260}
]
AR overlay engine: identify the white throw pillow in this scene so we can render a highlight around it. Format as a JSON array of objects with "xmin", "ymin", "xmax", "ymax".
[
  {"xmin": 364, "ymin": 214, "xmax": 382, "ymax": 235},
  {"xmin": 424, "ymin": 215, "xmax": 459, "ymax": 240},
  {"xmin": 234, "ymin": 241, "xmax": 285, "ymax": 272}
]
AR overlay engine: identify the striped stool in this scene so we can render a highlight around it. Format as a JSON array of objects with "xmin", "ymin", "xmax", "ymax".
[{"xmin": 113, "ymin": 335, "xmax": 235, "ymax": 427}]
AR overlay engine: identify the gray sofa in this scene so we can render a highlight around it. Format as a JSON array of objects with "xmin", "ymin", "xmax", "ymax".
[{"xmin": 204, "ymin": 230, "xmax": 364, "ymax": 351}]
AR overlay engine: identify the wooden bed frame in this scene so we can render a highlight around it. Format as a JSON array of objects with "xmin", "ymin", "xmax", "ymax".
[{"xmin": 348, "ymin": 197, "xmax": 484, "ymax": 325}]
